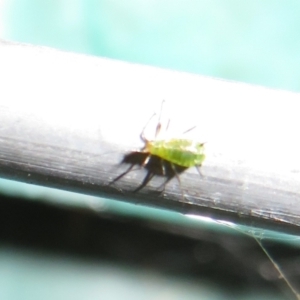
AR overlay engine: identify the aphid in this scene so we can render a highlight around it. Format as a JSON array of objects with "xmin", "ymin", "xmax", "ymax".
[
  {"xmin": 139, "ymin": 100, "xmax": 205, "ymax": 184},
  {"xmin": 110, "ymin": 101, "xmax": 205, "ymax": 194}
]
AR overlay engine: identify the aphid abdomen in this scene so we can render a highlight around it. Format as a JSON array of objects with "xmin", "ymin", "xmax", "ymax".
[{"xmin": 149, "ymin": 139, "xmax": 205, "ymax": 167}]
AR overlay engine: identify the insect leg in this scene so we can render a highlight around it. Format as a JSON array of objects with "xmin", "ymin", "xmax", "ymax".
[
  {"xmin": 133, "ymin": 171, "xmax": 155, "ymax": 193},
  {"xmin": 109, "ymin": 163, "xmax": 137, "ymax": 186},
  {"xmin": 195, "ymin": 165, "xmax": 204, "ymax": 178},
  {"xmin": 141, "ymin": 154, "xmax": 151, "ymax": 167},
  {"xmin": 161, "ymin": 158, "xmax": 166, "ymax": 176},
  {"xmin": 170, "ymin": 163, "xmax": 185, "ymax": 200},
  {"xmin": 155, "ymin": 158, "xmax": 169, "ymax": 194}
]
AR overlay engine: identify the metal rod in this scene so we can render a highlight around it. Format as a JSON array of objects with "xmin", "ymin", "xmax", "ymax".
[{"xmin": 1, "ymin": 40, "xmax": 300, "ymax": 234}]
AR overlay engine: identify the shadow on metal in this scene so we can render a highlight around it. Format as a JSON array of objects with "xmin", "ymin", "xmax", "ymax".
[{"xmin": 110, "ymin": 151, "xmax": 188, "ymax": 194}]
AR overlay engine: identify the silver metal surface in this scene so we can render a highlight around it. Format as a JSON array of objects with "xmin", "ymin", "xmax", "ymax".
[{"xmin": 1, "ymin": 40, "xmax": 300, "ymax": 234}]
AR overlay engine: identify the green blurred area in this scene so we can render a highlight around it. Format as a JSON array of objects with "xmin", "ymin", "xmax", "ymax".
[{"xmin": 2, "ymin": 0, "xmax": 300, "ymax": 91}]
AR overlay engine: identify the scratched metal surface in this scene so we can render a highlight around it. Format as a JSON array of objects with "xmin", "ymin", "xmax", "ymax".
[{"xmin": 1, "ymin": 41, "xmax": 300, "ymax": 235}]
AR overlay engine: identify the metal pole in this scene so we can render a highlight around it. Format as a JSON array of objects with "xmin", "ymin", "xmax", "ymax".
[{"xmin": 1, "ymin": 40, "xmax": 300, "ymax": 234}]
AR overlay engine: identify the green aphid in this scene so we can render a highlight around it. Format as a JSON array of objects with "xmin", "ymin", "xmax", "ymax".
[
  {"xmin": 142, "ymin": 139, "xmax": 205, "ymax": 168},
  {"xmin": 139, "ymin": 101, "xmax": 205, "ymax": 177}
]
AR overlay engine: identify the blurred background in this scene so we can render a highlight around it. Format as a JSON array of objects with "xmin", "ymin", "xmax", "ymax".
[
  {"xmin": 2, "ymin": 0, "xmax": 300, "ymax": 92},
  {"xmin": 1, "ymin": 1, "xmax": 300, "ymax": 299}
]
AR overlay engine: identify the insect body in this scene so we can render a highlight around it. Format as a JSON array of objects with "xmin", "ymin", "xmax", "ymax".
[
  {"xmin": 110, "ymin": 101, "xmax": 205, "ymax": 196},
  {"xmin": 139, "ymin": 100, "xmax": 205, "ymax": 178},
  {"xmin": 142, "ymin": 139, "xmax": 205, "ymax": 168}
]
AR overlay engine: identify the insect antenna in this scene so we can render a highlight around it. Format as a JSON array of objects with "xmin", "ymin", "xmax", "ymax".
[
  {"xmin": 182, "ymin": 125, "xmax": 197, "ymax": 134},
  {"xmin": 140, "ymin": 112, "xmax": 156, "ymax": 142},
  {"xmin": 165, "ymin": 118, "xmax": 171, "ymax": 132},
  {"xmin": 140, "ymin": 99, "xmax": 169, "ymax": 148}
]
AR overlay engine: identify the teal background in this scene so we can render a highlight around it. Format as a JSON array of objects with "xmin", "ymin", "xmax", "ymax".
[{"xmin": 2, "ymin": 0, "xmax": 300, "ymax": 91}]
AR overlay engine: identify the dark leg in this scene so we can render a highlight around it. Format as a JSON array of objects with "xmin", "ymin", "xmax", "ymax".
[
  {"xmin": 133, "ymin": 172, "xmax": 155, "ymax": 193},
  {"xmin": 109, "ymin": 164, "xmax": 136, "ymax": 186},
  {"xmin": 170, "ymin": 163, "xmax": 185, "ymax": 200}
]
